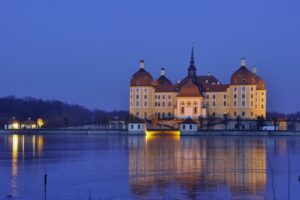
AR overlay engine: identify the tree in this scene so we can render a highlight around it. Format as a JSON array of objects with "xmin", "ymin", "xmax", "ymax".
[
  {"xmin": 273, "ymin": 116, "xmax": 278, "ymax": 131},
  {"xmin": 223, "ymin": 114, "xmax": 229, "ymax": 130},
  {"xmin": 256, "ymin": 116, "xmax": 265, "ymax": 131},
  {"xmin": 235, "ymin": 115, "xmax": 241, "ymax": 130},
  {"xmin": 198, "ymin": 116, "xmax": 204, "ymax": 130}
]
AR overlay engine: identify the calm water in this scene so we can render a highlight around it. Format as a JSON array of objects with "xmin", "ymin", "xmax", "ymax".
[{"xmin": 1, "ymin": 134, "xmax": 300, "ymax": 200}]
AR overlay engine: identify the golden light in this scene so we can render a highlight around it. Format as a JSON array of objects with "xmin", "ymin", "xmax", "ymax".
[
  {"xmin": 145, "ymin": 130, "xmax": 180, "ymax": 141},
  {"xmin": 12, "ymin": 122, "xmax": 20, "ymax": 130},
  {"xmin": 37, "ymin": 118, "xmax": 44, "ymax": 128}
]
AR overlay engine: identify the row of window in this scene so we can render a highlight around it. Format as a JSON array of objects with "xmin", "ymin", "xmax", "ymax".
[
  {"xmin": 180, "ymin": 107, "xmax": 198, "ymax": 115},
  {"xmin": 154, "ymin": 101, "xmax": 172, "ymax": 107}
]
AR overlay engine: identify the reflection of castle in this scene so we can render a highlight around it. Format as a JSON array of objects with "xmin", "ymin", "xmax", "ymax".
[
  {"xmin": 130, "ymin": 48, "xmax": 266, "ymax": 120},
  {"xmin": 129, "ymin": 136, "xmax": 266, "ymax": 198}
]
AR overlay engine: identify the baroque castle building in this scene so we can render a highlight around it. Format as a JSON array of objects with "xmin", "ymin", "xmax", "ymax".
[{"xmin": 129, "ymin": 48, "xmax": 266, "ymax": 120}]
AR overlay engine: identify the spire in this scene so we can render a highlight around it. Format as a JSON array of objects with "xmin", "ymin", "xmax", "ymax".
[
  {"xmin": 160, "ymin": 67, "xmax": 165, "ymax": 76},
  {"xmin": 240, "ymin": 57, "xmax": 246, "ymax": 67},
  {"xmin": 188, "ymin": 47, "xmax": 196, "ymax": 78},
  {"xmin": 139, "ymin": 60, "xmax": 144, "ymax": 69},
  {"xmin": 190, "ymin": 47, "xmax": 195, "ymax": 64}
]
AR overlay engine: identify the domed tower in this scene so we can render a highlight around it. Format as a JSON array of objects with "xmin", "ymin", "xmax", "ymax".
[
  {"xmin": 129, "ymin": 60, "xmax": 155, "ymax": 119},
  {"xmin": 153, "ymin": 68, "xmax": 176, "ymax": 119},
  {"xmin": 228, "ymin": 58, "xmax": 266, "ymax": 119},
  {"xmin": 175, "ymin": 78, "xmax": 206, "ymax": 119}
]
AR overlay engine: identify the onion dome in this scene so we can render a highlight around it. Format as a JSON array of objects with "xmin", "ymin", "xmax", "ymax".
[
  {"xmin": 256, "ymin": 76, "xmax": 266, "ymax": 90},
  {"xmin": 177, "ymin": 78, "xmax": 202, "ymax": 97},
  {"xmin": 130, "ymin": 60, "xmax": 154, "ymax": 86},
  {"xmin": 156, "ymin": 68, "xmax": 172, "ymax": 85},
  {"xmin": 230, "ymin": 58, "xmax": 256, "ymax": 85}
]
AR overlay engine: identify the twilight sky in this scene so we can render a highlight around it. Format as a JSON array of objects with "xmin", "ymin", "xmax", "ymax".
[{"xmin": 0, "ymin": 0, "xmax": 299, "ymax": 113}]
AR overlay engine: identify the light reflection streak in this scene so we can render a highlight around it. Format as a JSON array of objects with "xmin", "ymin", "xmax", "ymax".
[{"xmin": 129, "ymin": 136, "xmax": 267, "ymax": 199}]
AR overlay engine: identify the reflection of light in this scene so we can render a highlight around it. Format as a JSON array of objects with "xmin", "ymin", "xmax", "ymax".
[
  {"xmin": 37, "ymin": 135, "xmax": 43, "ymax": 155},
  {"xmin": 12, "ymin": 134, "xmax": 18, "ymax": 177},
  {"xmin": 145, "ymin": 130, "xmax": 180, "ymax": 140},
  {"xmin": 32, "ymin": 135, "xmax": 36, "ymax": 158}
]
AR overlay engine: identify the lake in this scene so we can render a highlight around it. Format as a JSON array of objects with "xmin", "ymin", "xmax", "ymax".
[{"xmin": 0, "ymin": 134, "xmax": 300, "ymax": 200}]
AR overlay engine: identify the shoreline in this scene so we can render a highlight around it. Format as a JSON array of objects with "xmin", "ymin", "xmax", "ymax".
[{"xmin": 1, "ymin": 129, "xmax": 300, "ymax": 136}]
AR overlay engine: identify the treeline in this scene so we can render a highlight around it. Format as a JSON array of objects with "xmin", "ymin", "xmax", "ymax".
[
  {"xmin": 267, "ymin": 111, "xmax": 300, "ymax": 121},
  {"xmin": 0, "ymin": 96, "xmax": 128, "ymax": 128}
]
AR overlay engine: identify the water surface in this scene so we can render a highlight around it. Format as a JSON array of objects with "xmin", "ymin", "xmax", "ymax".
[{"xmin": 0, "ymin": 134, "xmax": 300, "ymax": 200}]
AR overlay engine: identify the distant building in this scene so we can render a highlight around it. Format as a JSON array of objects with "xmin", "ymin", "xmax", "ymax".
[
  {"xmin": 129, "ymin": 48, "xmax": 266, "ymax": 121},
  {"xmin": 5, "ymin": 117, "xmax": 20, "ymax": 130},
  {"xmin": 21, "ymin": 118, "xmax": 37, "ymax": 129}
]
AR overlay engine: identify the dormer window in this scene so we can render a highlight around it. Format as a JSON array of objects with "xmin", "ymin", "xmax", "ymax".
[{"xmin": 242, "ymin": 79, "xmax": 246, "ymax": 83}]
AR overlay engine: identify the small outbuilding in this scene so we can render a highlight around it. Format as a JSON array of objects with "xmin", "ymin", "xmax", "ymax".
[
  {"xmin": 5, "ymin": 117, "xmax": 20, "ymax": 130},
  {"xmin": 179, "ymin": 117, "xmax": 198, "ymax": 133},
  {"xmin": 128, "ymin": 118, "xmax": 146, "ymax": 134},
  {"xmin": 21, "ymin": 118, "xmax": 37, "ymax": 129}
]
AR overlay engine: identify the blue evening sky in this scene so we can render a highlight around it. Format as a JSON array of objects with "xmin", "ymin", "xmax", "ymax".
[{"xmin": 0, "ymin": 0, "xmax": 299, "ymax": 113}]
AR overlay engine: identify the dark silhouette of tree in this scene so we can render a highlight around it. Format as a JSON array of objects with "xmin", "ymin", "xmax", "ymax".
[
  {"xmin": 235, "ymin": 115, "xmax": 241, "ymax": 130},
  {"xmin": 273, "ymin": 116, "xmax": 278, "ymax": 131},
  {"xmin": 223, "ymin": 114, "xmax": 229, "ymax": 130},
  {"xmin": 256, "ymin": 116, "xmax": 265, "ymax": 131},
  {"xmin": 198, "ymin": 116, "xmax": 204, "ymax": 130}
]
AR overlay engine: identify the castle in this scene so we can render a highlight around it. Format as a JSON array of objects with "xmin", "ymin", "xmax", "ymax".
[{"xmin": 129, "ymin": 48, "xmax": 266, "ymax": 121}]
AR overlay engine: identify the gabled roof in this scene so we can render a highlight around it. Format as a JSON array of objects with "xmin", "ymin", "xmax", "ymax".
[
  {"xmin": 155, "ymin": 84, "xmax": 176, "ymax": 93},
  {"xmin": 179, "ymin": 117, "xmax": 197, "ymax": 124}
]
